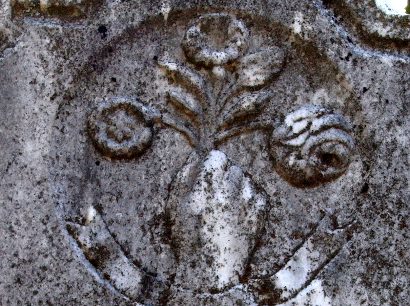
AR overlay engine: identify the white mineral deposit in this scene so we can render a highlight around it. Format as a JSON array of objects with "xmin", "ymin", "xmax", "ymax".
[{"xmin": 0, "ymin": 0, "xmax": 408, "ymax": 305}]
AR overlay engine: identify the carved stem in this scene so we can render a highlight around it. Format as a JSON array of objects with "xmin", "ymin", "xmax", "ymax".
[
  {"xmin": 198, "ymin": 70, "xmax": 227, "ymax": 155},
  {"xmin": 214, "ymin": 120, "xmax": 273, "ymax": 146}
]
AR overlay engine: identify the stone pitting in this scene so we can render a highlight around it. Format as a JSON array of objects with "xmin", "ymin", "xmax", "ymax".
[
  {"xmin": 1, "ymin": 1, "xmax": 407, "ymax": 305},
  {"xmin": 75, "ymin": 12, "xmax": 357, "ymax": 304}
]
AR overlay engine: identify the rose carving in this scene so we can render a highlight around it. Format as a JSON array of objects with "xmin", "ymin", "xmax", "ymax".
[
  {"xmin": 270, "ymin": 105, "xmax": 355, "ymax": 187},
  {"xmin": 182, "ymin": 13, "xmax": 250, "ymax": 67},
  {"xmin": 88, "ymin": 97, "xmax": 157, "ymax": 159}
]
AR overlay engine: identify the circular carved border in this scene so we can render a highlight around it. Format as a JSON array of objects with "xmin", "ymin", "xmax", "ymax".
[{"xmin": 322, "ymin": 0, "xmax": 410, "ymax": 53}]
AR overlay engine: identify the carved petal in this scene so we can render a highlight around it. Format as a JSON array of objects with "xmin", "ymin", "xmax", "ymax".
[
  {"xmin": 167, "ymin": 86, "xmax": 202, "ymax": 118},
  {"xmin": 158, "ymin": 55, "xmax": 209, "ymax": 105},
  {"xmin": 168, "ymin": 150, "xmax": 267, "ymax": 292},
  {"xmin": 237, "ymin": 47, "xmax": 285, "ymax": 88},
  {"xmin": 221, "ymin": 91, "xmax": 271, "ymax": 127}
]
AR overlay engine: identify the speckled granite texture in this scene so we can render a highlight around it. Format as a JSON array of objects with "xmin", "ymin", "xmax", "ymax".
[{"xmin": 0, "ymin": 1, "xmax": 409, "ymax": 305}]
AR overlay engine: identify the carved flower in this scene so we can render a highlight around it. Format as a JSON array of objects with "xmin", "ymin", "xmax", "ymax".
[
  {"xmin": 88, "ymin": 97, "xmax": 155, "ymax": 159},
  {"xmin": 270, "ymin": 105, "xmax": 355, "ymax": 187},
  {"xmin": 182, "ymin": 13, "xmax": 249, "ymax": 67},
  {"xmin": 236, "ymin": 47, "xmax": 285, "ymax": 88}
]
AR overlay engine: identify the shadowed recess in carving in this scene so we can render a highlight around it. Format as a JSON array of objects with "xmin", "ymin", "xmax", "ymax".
[{"xmin": 0, "ymin": 30, "xmax": 14, "ymax": 55}]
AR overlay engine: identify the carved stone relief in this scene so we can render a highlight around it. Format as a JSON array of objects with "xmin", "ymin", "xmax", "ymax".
[
  {"xmin": 48, "ymin": 10, "xmax": 363, "ymax": 305},
  {"xmin": 88, "ymin": 97, "xmax": 157, "ymax": 159},
  {"xmin": 271, "ymin": 105, "xmax": 355, "ymax": 187},
  {"xmin": 0, "ymin": 29, "xmax": 11, "ymax": 54},
  {"xmin": 11, "ymin": 0, "xmax": 101, "ymax": 19},
  {"xmin": 0, "ymin": 0, "xmax": 407, "ymax": 304},
  {"xmin": 322, "ymin": 0, "xmax": 410, "ymax": 53}
]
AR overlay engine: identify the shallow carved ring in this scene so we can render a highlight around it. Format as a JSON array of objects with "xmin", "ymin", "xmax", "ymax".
[{"xmin": 88, "ymin": 97, "xmax": 155, "ymax": 159}]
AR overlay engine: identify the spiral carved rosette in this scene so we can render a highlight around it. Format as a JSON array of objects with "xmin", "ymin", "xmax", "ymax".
[
  {"xmin": 270, "ymin": 105, "xmax": 355, "ymax": 188},
  {"xmin": 88, "ymin": 97, "xmax": 158, "ymax": 159}
]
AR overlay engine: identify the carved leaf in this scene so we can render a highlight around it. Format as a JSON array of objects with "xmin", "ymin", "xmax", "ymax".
[
  {"xmin": 167, "ymin": 150, "xmax": 267, "ymax": 292},
  {"xmin": 160, "ymin": 113, "xmax": 199, "ymax": 147},
  {"xmin": 167, "ymin": 86, "xmax": 202, "ymax": 118},
  {"xmin": 215, "ymin": 119, "xmax": 272, "ymax": 145},
  {"xmin": 237, "ymin": 47, "xmax": 285, "ymax": 88},
  {"xmin": 273, "ymin": 216, "xmax": 354, "ymax": 302},
  {"xmin": 276, "ymin": 280, "xmax": 332, "ymax": 306},
  {"xmin": 66, "ymin": 211, "xmax": 149, "ymax": 299},
  {"xmin": 158, "ymin": 55, "xmax": 209, "ymax": 105},
  {"xmin": 221, "ymin": 91, "xmax": 271, "ymax": 127},
  {"xmin": 250, "ymin": 215, "xmax": 355, "ymax": 304}
]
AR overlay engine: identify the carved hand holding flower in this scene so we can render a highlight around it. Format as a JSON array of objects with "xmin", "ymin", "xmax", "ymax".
[{"xmin": 82, "ymin": 13, "xmax": 357, "ymax": 304}]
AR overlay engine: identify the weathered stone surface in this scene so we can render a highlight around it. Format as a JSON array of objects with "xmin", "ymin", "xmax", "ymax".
[
  {"xmin": 11, "ymin": 0, "xmax": 102, "ymax": 20},
  {"xmin": 323, "ymin": 0, "xmax": 410, "ymax": 53},
  {"xmin": 0, "ymin": 1, "xmax": 408, "ymax": 305}
]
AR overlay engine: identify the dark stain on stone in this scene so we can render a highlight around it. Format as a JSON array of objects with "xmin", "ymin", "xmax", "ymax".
[
  {"xmin": 361, "ymin": 182, "xmax": 369, "ymax": 194},
  {"xmin": 98, "ymin": 25, "xmax": 108, "ymax": 39},
  {"xmin": 83, "ymin": 244, "xmax": 111, "ymax": 269}
]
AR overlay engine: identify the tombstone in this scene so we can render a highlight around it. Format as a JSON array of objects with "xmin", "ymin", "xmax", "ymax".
[{"xmin": 0, "ymin": 0, "xmax": 408, "ymax": 305}]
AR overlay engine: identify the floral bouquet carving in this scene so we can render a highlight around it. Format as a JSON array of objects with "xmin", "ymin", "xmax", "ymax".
[
  {"xmin": 157, "ymin": 13, "xmax": 285, "ymax": 152},
  {"xmin": 80, "ymin": 13, "xmax": 356, "ymax": 304}
]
